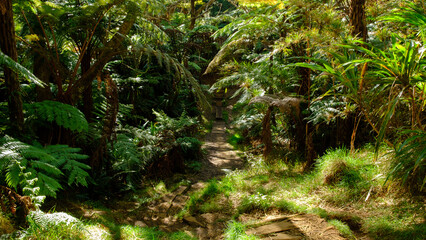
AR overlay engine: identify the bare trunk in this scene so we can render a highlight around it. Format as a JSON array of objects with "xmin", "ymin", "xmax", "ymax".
[
  {"xmin": 34, "ymin": 52, "xmax": 53, "ymax": 101},
  {"xmin": 262, "ymin": 106, "xmax": 273, "ymax": 161},
  {"xmin": 189, "ymin": 0, "xmax": 196, "ymax": 30},
  {"xmin": 0, "ymin": 0, "xmax": 24, "ymax": 133},
  {"xmin": 81, "ymin": 51, "xmax": 94, "ymax": 122},
  {"xmin": 349, "ymin": 0, "xmax": 367, "ymax": 41}
]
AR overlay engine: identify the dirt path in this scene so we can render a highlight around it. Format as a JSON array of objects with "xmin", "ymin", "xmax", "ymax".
[
  {"xmin": 111, "ymin": 120, "xmax": 245, "ymax": 239},
  {"xmin": 58, "ymin": 120, "xmax": 348, "ymax": 239},
  {"xmin": 197, "ymin": 120, "xmax": 244, "ymax": 180}
]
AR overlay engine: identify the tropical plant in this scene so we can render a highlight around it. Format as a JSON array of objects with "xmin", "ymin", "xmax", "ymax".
[
  {"xmin": 389, "ymin": 130, "xmax": 426, "ymax": 192},
  {"xmin": 26, "ymin": 100, "xmax": 89, "ymax": 133},
  {"xmin": 0, "ymin": 136, "xmax": 90, "ymax": 203}
]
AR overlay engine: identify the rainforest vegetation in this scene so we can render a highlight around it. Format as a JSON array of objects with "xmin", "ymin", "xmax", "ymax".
[{"xmin": 0, "ymin": 0, "xmax": 425, "ymax": 239}]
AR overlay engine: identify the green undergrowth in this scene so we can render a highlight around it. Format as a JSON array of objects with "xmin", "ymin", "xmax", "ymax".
[
  {"xmin": 5, "ymin": 146, "xmax": 424, "ymax": 240},
  {"xmin": 224, "ymin": 220, "xmax": 259, "ymax": 240},
  {"xmin": 183, "ymin": 146, "xmax": 425, "ymax": 240},
  {"xmin": 1, "ymin": 210, "xmax": 195, "ymax": 240}
]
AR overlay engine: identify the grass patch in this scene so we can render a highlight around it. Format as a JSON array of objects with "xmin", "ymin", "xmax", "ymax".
[
  {"xmin": 120, "ymin": 226, "xmax": 196, "ymax": 240},
  {"xmin": 238, "ymin": 193, "xmax": 271, "ymax": 214},
  {"xmin": 183, "ymin": 179, "xmax": 221, "ymax": 214},
  {"xmin": 364, "ymin": 214, "xmax": 426, "ymax": 240},
  {"xmin": 328, "ymin": 219, "xmax": 356, "ymax": 239},
  {"xmin": 224, "ymin": 220, "xmax": 260, "ymax": 240}
]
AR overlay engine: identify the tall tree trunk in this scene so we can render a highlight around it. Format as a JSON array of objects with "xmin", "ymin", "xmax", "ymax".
[
  {"xmin": 349, "ymin": 0, "xmax": 368, "ymax": 41},
  {"xmin": 0, "ymin": 0, "xmax": 24, "ymax": 133},
  {"xmin": 189, "ymin": 0, "xmax": 196, "ymax": 30},
  {"xmin": 64, "ymin": 10, "xmax": 136, "ymax": 104},
  {"xmin": 262, "ymin": 106, "xmax": 273, "ymax": 161},
  {"xmin": 291, "ymin": 41, "xmax": 317, "ymax": 170},
  {"xmin": 34, "ymin": 51, "xmax": 53, "ymax": 101},
  {"xmin": 81, "ymin": 51, "xmax": 93, "ymax": 122}
]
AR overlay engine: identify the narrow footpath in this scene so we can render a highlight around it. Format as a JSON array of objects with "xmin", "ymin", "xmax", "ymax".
[{"xmin": 63, "ymin": 120, "xmax": 347, "ymax": 239}]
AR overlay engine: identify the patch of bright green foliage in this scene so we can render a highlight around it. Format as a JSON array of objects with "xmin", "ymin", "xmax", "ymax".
[
  {"xmin": 186, "ymin": 146, "xmax": 424, "ymax": 239},
  {"xmin": 224, "ymin": 220, "xmax": 259, "ymax": 240}
]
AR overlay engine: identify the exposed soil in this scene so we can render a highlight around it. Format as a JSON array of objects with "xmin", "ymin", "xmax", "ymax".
[{"xmin": 51, "ymin": 121, "xmax": 348, "ymax": 239}]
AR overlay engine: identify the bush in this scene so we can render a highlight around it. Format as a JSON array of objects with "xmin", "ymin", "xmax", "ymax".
[
  {"xmin": 390, "ymin": 130, "xmax": 426, "ymax": 193},
  {"xmin": 176, "ymin": 137, "xmax": 202, "ymax": 160},
  {"xmin": 315, "ymin": 148, "xmax": 379, "ymax": 189},
  {"xmin": 20, "ymin": 211, "xmax": 85, "ymax": 240}
]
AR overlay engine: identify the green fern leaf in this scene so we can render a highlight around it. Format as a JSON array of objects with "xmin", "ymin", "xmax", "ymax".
[
  {"xmin": 37, "ymin": 172, "xmax": 62, "ymax": 198},
  {"xmin": 6, "ymin": 160, "xmax": 23, "ymax": 189},
  {"xmin": 26, "ymin": 101, "xmax": 89, "ymax": 132},
  {"xmin": 31, "ymin": 160, "xmax": 62, "ymax": 176},
  {"xmin": 0, "ymin": 50, "xmax": 44, "ymax": 86}
]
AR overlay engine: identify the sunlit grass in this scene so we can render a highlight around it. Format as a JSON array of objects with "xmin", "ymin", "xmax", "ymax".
[
  {"xmin": 224, "ymin": 220, "xmax": 260, "ymax": 240},
  {"xmin": 192, "ymin": 145, "xmax": 425, "ymax": 239},
  {"xmin": 120, "ymin": 226, "xmax": 196, "ymax": 240}
]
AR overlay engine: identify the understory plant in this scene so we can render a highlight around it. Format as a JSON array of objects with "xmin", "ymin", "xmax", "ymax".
[{"xmin": 0, "ymin": 136, "xmax": 91, "ymax": 204}]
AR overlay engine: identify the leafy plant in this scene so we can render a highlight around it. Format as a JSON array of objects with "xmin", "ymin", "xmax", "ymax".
[
  {"xmin": 20, "ymin": 210, "xmax": 85, "ymax": 240},
  {"xmin": 176, "ymin": 137, "xmax": 202, "ymax": 160},
  {"xmin": 0, "ymin": 50, "xmax": 44, "ymax": 86},
  {"xmin": 110, "ymin": 132, "xmax": 151, "ymax": 189},
  {"xmin": 389, "ymin": 130, "xmax": 426, "ymax": 192},
  {"xmin": 26, "ymin": 101, "xmax": 89, "ymax": 133},
  {"xmin": 0, "ymin": 136, "xmax": 90, "ymax": 201}
]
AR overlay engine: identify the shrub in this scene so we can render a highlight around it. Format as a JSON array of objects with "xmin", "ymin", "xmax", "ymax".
[
  {"xmin": 389, "ymin": 130, "xmax": 426, "ymax": 193},
  {"xmin": 176, "ymin": 137, "xmax": 202, "ymax": 160},
  {"xmin": 315, "ymin": 148, "xmax": 378, "ymax": 189}
]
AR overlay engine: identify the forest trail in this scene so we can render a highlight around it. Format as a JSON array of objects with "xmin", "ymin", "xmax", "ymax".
[
  {"xmin": 63, "ymin": 120, "xmax": 347, "ymax": 239},
  {"xmin": 130, "ymin": 120, "xmax": 246, "ymax": 239},
  {"xmin": 198, "ymin": 120, "xmax": 244, "ymax": 179}
]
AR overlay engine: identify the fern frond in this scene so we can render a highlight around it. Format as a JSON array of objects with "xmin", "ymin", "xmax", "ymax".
[
  {"xmin": 31, "ymin": 161, "xmax": 62, "ymax": 177},
  {"xmin": 137, "ymin": 47, "xmax": 211, "ymax": 112},
  {"xmin": 26, "ymin": 100, "xmax": 89, "ymax": 132},
  {"xmin": 63, "ymin": 160, "xmax": 91, "ymax": 187},
  {"xmin": 111, "ymin": 133, "xmax": 147, "ymax": 188},
  {"xmin": 37, "ymin": 173, "xmax": 62, "ymax": 198},
  {"xmin": 0, "ymin": 136, "xmax": 90, "ymax": 198},
  {"xmin": 0, "ymin": 50, "xmax": 44, "ymax": 86},
  {"xmin": 5, "ymin": 160, "xmax": 23, "ymax": 189}
]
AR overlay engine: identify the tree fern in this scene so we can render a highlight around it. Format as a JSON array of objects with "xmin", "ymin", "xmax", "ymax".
[
  {"xmin": 26, "ymin": 100, "xmax": 89, "ymax": 133},
  {"xmin": 130, "ymin": 46, "xmax": 211, "ymax": 112}
]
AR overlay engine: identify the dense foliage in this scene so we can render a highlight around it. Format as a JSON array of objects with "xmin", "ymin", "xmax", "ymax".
[{"xmin": 0, "ymin": 0, "xmax": 425, "ymax": 237}]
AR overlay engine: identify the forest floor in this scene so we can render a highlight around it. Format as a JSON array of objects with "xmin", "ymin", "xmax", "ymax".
[{"xmin": 44, "ymin": 120, "xmax": 357, "ymax": 240}]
